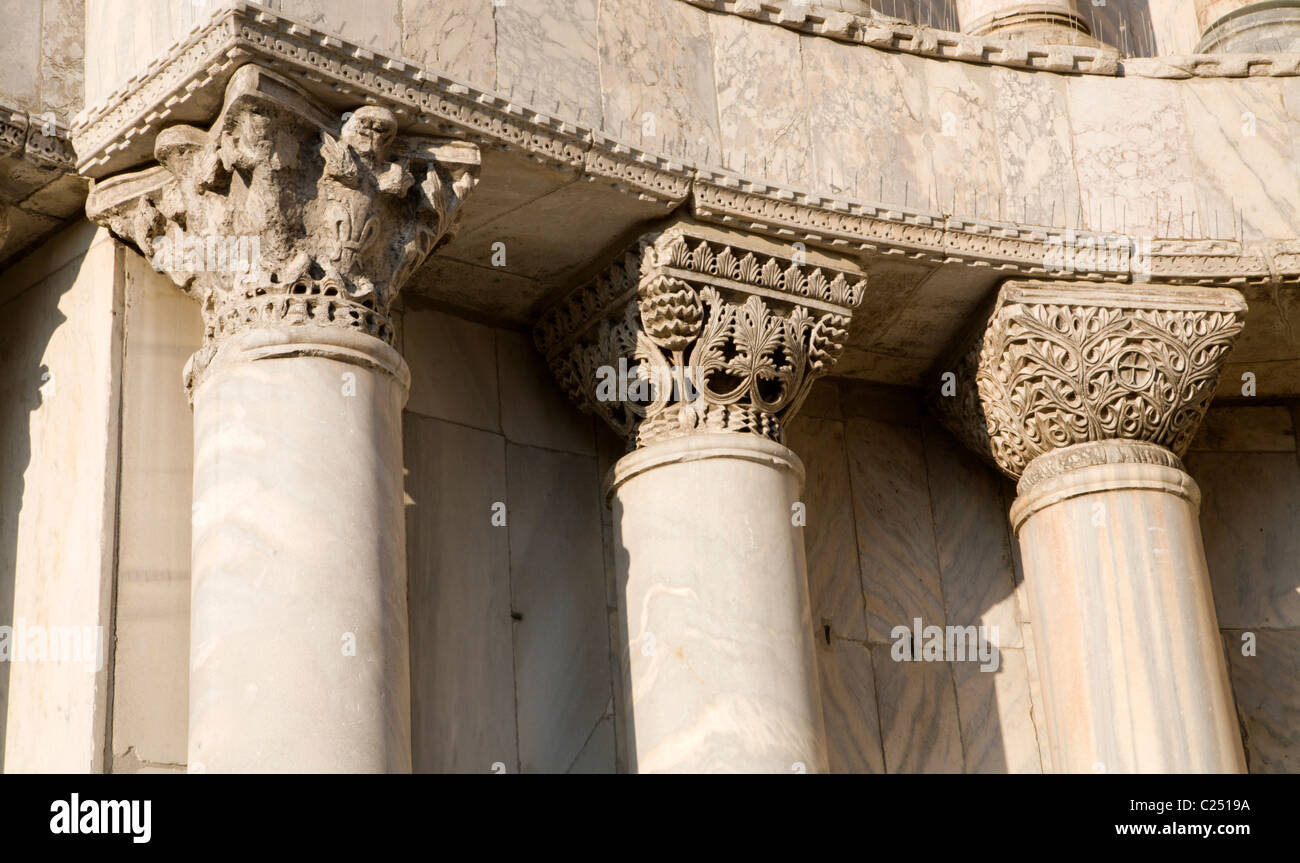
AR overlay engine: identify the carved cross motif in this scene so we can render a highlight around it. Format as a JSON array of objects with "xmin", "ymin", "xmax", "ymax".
[{"xmin": 933, "ymin": 281, "xmax": 1248, "ymax": 480}]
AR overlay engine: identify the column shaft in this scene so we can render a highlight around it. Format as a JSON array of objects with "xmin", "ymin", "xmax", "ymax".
[
  {"xmin": 1194, "ymin": 0, "xmax": 1300, "ymax": 52},
  {"xmin": 1011, "ymin": 443, "xmax": 1245, "ymax": 773},
  {"xmin": 188, "ymin": 329, "xmax": 412, "ymax": 772},
  {"xmin": 608, "ymin": 434, "xmax": 828, "ymax": 774}
]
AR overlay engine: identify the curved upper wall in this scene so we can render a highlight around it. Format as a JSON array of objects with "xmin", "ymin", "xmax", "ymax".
[{"xmin": 81, "ymin": 0, "xmax": 1300, "ymax": 246}]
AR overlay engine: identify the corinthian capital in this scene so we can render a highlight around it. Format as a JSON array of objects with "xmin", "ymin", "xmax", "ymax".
[
  {"xmin": 535, "ymin": 221, "xmax": 865, "ymax": 450},
  {"xmin": 85, "ymin": 64, "xmax": 479, "ymax": 383},
  {"xmin": 935, "ymin": 280, "xmax": 1248, "ymax": 484}
]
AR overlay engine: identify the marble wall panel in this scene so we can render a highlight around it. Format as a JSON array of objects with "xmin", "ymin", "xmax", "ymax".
[
  {"xmin": 923, "ymin": 421, "xmax": 1023, "ymax": 649},
  {"xmin": 871, "ymin": 645, "xmax": 965, "ymax": 772},
  {"xmin": 0, "ymin": 0, "xmax": 43, "ymax": 112},
  {"xmin": 800, "ymin": 35, "xmax": 930, "ymax": 202},
  {"xmin": 1223, "ymin": 629, "xmax": 1300, "ymax": 773},
  {"xmin": 786, "ymin": 416, "xmax": 869, "ymax": 642},
  {"xmin": 1189, "ymin": 405, "xmax": 1295, "ymax": 452},
  {"xmin": 953, "ymin": 647, "xmax": 1041, "ymax": 773},
  {"xmin": 923, "ymin": 59, "xmax": 1005, "ymax": 220},
  {"xmin": 817, "ymin": 638, "xmax": 887, "ymax": 773},
  {"xmin": 40, "ymin": 0, "xmax": 83, "ymax": 119},
  {"xmin": 1181, "ymin": 79, "xmax": 1300, "ymax": 241},
  {"xmin": 507, "ymin": 443, "xmax": 613, "ymax": 773},
  {"xmin": 989, "ymin": 65, "xmax": 1080, "ymax": 230},
  {"xmin": 277, "ymin": 0, "xmax": 402, "ymax": 54},
  {"xmin": 405, "ymin": 414, "xmax": 517, "ymax": 773},
  {"xmin": 1188, "ymin": 451, "xmax": 1300, "ymax": 630},
  {"xmin": 497, "ymin": 329, "xmax": 596, "ymax": 455},
  {"xmin": 1066, "ymin": 75, "xmax": 1199, "ymax": 238},
  {"xmin": 402, "ymin": 306, "xmax": 501, "ymax": 433},
  {"xmin": 845, "ymin": 417, "xmax": 946, "ymax": 644},
  {"xmin": 496, "ymin": 0, "xmax": 601, "ymax": 125},
  {"xmin": 709, "ymin": 12, "xmax": 813, "ymax": 187},
  {"xmin": 598, "ymin": 0, "xmax": 721, "ymax": 164},
  {"xmin": 401, "ymin": 0, "xmax": 496, "ymax": 87},
  {"xmin": 0, "ymin": 225, "xmax": 120, "ymax": 772},
  {"xmin": 110, "ymin": 248, "xmax": 201, "ymax": 772}
]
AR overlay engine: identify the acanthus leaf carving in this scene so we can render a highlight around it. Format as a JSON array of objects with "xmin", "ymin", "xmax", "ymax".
[{"xmin": 536, "ymin": 222, "xmax": 866, "ymax": 450}]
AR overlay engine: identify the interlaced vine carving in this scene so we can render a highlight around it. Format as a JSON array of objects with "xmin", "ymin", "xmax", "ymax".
[{"xmin": 936, "ymin": 282, "xmax": 1247, "ymax": 479}]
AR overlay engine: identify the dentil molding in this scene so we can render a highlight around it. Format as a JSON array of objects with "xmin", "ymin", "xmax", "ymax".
[{"xmin": 69, "ymin": 2, "xmax": 1299, "ymax": 287}]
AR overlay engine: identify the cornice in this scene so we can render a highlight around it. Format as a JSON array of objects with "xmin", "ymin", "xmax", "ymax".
[
  {"xmin": 676, "ymin": 0, "xmax": 1300, "ymax": 77},
  {"xmin": 0, "ymin": 100, "xmax": 77, "ymax": 173},
  {"xmin": 679, "ymin": 0, "xmax": 1120, "ymax": 73},
  {"xmin": 71, "ymin": 2, "xmax": 1300, "ymax": 295}
]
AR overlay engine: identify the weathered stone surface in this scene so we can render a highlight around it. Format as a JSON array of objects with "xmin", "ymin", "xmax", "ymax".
[
  {"xmin": 1066, "ymin": 75, "xmax": 1199, "ymax": 237},
  {"xmin": 800, "ymin": 37, "xmax": 931, "ymax": 203},
  {"xmin": 953, "ymin": 647, "xmax": 1042, "ymax": 773},
  {"xmin": 499, "ymin": 329, "xmax": 596, "ymax": 455},
  {"xmin": 989, "ymin": 65, "xmax": 1079, "ymax": 228},
  {"xmin": 400, "ymin": 0, "xmax": 497, "ymax": 88},
  {"xmin": 40, "ymin": 0, "xmax": 84, "ymax": 120},
  {"xmin": 787, "ymin": 416, "xmax": 868, "ymax": 642},
  {"xmin": 923, "ymin": 421, "xmax": 1023, "ymax": 649},
  {"xmin": 0, "ymin": 225, "xmax": 121, "ymax": 773},
  {"xmin": 1181, "ymin": 79, "xmax": 1300, "ymax": 241},
  {"xmin": 0, "ymin": 0, "xmax": 44, "ymax": 112},
  {"xmin": 710, "ymin": 11, "xmax": 813, "ymax": 187},
  {"xmin": 111, "ymin": 248, "xmax": 201, "ymax": 772},
  {"xmin": 1189, "ymin": 404, "xmax": 1296, "ymax": 452}
]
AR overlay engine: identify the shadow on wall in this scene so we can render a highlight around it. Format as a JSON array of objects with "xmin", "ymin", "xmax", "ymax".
[
  {"xmin": 1083, "ymin": 0, "xmax": 1159, "ymax": 57},
  {"xmin": 870, "ymin": 0, "xmax": 963, "ymax": 30},
  {"xmin": 0, "ymin": 257, "xmax": 74, "ymax": 771},
  {"xmin": 788, "ymin": 378, "xmax": 1039, "ymax": 773},
  {"xmin": 865, "ymin": 0, "xmax": 1160, "ymax": 57}
]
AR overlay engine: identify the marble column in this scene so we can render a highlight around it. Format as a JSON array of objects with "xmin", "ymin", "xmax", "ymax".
[
  {"xmin": 537, "ymin": 222, "xmax": 867, "ymax": 772},
  {"xmin": 956, "ymin": 0, "xmax": 1102, "ymax": 45},
  {"xmin": 1194, "ymin": 0, "xmax": 1300, "ymax": 52},
  {"xmin": 936, "ymin": 280, "xmax": 1249, "ymax": 773},
  {"xmin": 87, "ymin": 64, "xmax": 479, "ymax": 772}
]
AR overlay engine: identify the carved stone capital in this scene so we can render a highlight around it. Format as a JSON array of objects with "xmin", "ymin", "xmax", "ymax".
[
  {"xmin": 934, "ymin": 280, "xmax": 1248, "ymax": 481},
  {"xmin": 85, "ymin": 63, "xmax": 479, "ymax": 387},
  {"xmin": 535, "ymin": 221, "xmax": 866, "ymax": 450}
]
